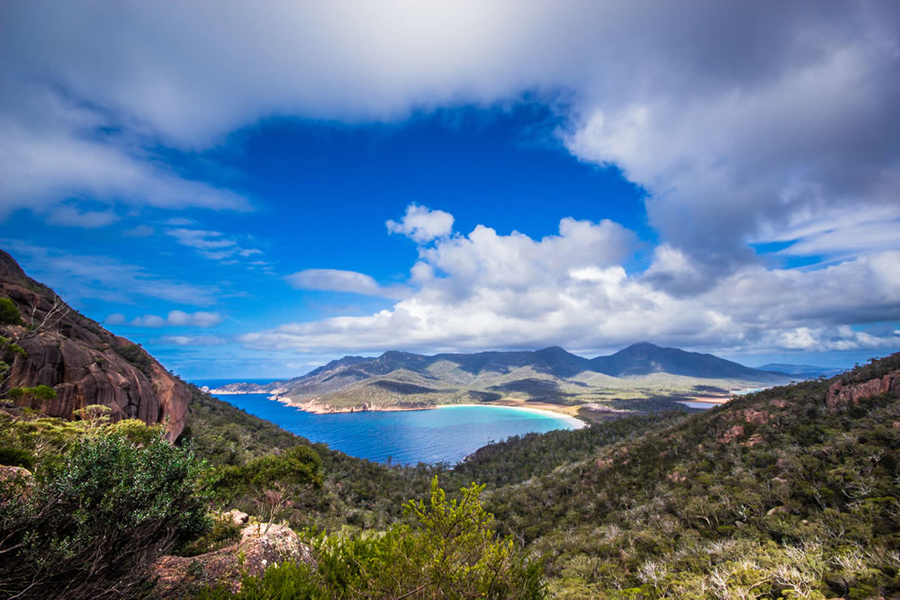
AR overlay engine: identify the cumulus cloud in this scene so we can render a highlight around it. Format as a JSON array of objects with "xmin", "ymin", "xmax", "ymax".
[
  {"xmin": 3, "ymin": 2, "xmax": 899, "ymax": 356},
  {"xmin": 386, "ymin": 204, "xmax": 454, "ymax": 243},
  {"xmin": 105, "ymin": 313, "xmax": 126, "ymax": 325},
  {"xmin": 240, "ymin": 212, "xmax": 900, "ymax": 355},
  {"xmin": 154, "ymin": 335, "xmax": 228, "ymax": 346},
  {"xmin": 127, "ymin": 311, "xmax": 224, "ymax": 328},
  {"xmin": 286, "ymin": 269, "xmax": 408, "ymax": 299}
]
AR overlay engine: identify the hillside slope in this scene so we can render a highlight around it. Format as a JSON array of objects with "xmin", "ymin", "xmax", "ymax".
[
  {"xmin": 215, "ymin": 343, "xmax": 789, "ymax": 414},
  {"xmin": 0, "ymin": 250, "xmax": 190, "ymax": 440},
  {"xmin": 478, "ymin": 352, "xmax": 900, "ymax": 597}
]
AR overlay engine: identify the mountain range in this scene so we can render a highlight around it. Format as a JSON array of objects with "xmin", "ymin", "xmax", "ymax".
[{"xmin": 213, "ymin": 343, "xmax": 792, "ymax": 415}]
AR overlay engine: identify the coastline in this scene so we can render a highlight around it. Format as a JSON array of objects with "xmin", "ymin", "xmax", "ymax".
[
  {"xmin": 441, "ymin": 403, "xmax": 586, "ymax": 429},
  {"xmin": 269, "ymin": 394, "xmax": 587, "ymax": 429},
  {"xmin": 685, "ymin": 395, "xmax": 731, "ymax": 405}
]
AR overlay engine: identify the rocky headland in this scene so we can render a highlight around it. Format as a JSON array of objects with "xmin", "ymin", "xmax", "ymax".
[{"xmin": 0, "ymin": 250, "xmax": 190, "ymax": 441}]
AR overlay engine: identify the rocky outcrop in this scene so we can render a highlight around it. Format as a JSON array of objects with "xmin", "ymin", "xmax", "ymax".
[
  {"xmin": 0, "ymin": 250, "xmax": 189, "ymax": 441},
  {"xmin": 826, "ymin": 369, "xmax": 900, "ymax": 412},
  {"xmin": 152, "ymin": 523, "xmax": 315, "ymax": 598}
]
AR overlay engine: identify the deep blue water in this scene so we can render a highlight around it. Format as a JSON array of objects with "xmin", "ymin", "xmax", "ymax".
[{"xmin": 194, "ymin": 380, "xmax": 578, "ymax": 465}]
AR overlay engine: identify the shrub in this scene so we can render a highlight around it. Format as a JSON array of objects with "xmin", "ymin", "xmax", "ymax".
[
  {"xmin": 207, "ymin": 477, "xmax": 545, "ymax": 599},
  {"xmin": 113, "ymin": 343, "xmax": 153, "ymax": 377},
  {"xmin": 0, "ymin": 297, "xmax": 22, "ymax": 325},
  {"xmin": 0, "ymin": 446, "xmax": 33, "ymax": 469},
  {"xmin": 0, "ymin": 430, "xmax": 210, "ymax": 599},
  {"xmin": 7, "ymin": 384, "xmax": 57, "ymax": 402},
  {"xmin": 209, "ymin": 445, "xmax": 323, "ymax": 506}
]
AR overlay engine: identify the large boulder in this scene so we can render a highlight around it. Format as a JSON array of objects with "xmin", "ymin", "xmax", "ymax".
[
  {"xmin": 0, "ymin": 249, "xmax": 190, "ymax": 441},
  {"xmin": 152, "ymin": 523, "xmax": 315, "ymax": 598}
]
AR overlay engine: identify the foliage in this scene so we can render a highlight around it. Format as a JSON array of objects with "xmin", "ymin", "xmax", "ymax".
[
  {"xmin": 178, "ymin": 513, "xmax": 243, "ymax": 557},
  {"xmin": 181, "ymin": 383, "xmax": 310, "ymax": 466},
  {"xmin": 0, "ymin": 297, "xmax": 22, "ymax": 325},
  {"xmin": 0, "ymin": 429, "xmax": 210, "ymax": 599},
  {"xmin": 0, "ymin": 407, "xmax": 164, "ymax": 469},
  {"xmin": 208, "ymin": 445, "xmax": 324, "ymax": 524},
  {"xmin": 7, "ymin": 384, "xmax": 57, "ymax": 402},
  {"xmin": 480, "ymin": 353, "xmax": 900, "ymax": 597},
  {"xmin": 201, "ymin": 477, "xmax": 545, "ymax": 599},
  {"xmin": 0, "ymin": 446, "xmax": 33, "ymax": 469},
  {"xmin": 113, "ymin": 343, "xmax": 154, "ymax": 377}
]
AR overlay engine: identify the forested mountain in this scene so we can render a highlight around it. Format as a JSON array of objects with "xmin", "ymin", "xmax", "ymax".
[
  {"xmin": 214, "ymin": 342, "xmax": 790, "ymax": 413},
  {"xmin": 3, "ymin": 248, "xmax": 898, "ymax": 597},
  {"xmin": 4, "ymin": 318, "xmax": 899, "ymax": 596}
]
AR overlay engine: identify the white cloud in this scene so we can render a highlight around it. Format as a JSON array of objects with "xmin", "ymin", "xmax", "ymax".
[
  {"xmin": 165, "ymin": 228, "xmax": 262, "ymax": 261},
  {"xmin": 122, "ymin": 225, "xmax": 155, "ymax": 237},
  {"xmin": 753, "ymin": 204, "xmax": 900, "ymax": 259},
  {"xmin": 0, "ymin": 79, "xmax": 251, "ymax": 224},
  {"xmin": 105, "ymin": 313, "xmax": 126, "ymax": 325},
  {"xmin": 128, "ymin": 311, "xmax": 224, "ymax": 328},
  {"xmin": 155, "ymin": 335, "xmax": 228, "ymax": 346},
  {"xmin": 2, "ymin": 2, "xmax": 897, "ymax": 266},
  {"xmin": 1, "ymin": 241, "xmax": 220, "ymax": 306},
  {"xmin": 286, "ymin": 269, "xmax": 408, "ymax": 299},
  {"xmin": 240, "ymin": 213, "xmax": 900, "ymax": 355},
  {"xmin": 44, "ymin": 205, "xmax": 120, "ymax": 228},
  {"xmin": 386, "ymin": 204, "xmax": 454, "ymax": 243}
]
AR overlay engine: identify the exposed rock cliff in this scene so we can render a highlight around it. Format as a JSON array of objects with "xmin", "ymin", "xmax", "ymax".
[
  {"xmin": 0, "ymin": 250, "xmax": 189, "ymax": 441},
  {"xmin": 826, "ymin": 368, "xmax": 900, "ymax": 411}
]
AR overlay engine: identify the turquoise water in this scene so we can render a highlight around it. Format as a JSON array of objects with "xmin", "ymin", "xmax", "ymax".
[
  {"xmin": 677, "ymin": 400, "xmax": 717, "ymax": 410},
  {"xmin": 195, "ymin": 380, "xmax": 578, "ymax": 465}
]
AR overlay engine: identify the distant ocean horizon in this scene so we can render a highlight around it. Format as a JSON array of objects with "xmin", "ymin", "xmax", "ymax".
[
  {"xmin": 197, "ymin": 378, "xmax": 286, "ymax": 388},
  {"xmin": 193, "ymin": 380, "xmax": 578, "ymax": 465}
]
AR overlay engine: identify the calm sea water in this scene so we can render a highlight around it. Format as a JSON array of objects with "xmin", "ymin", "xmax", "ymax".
[{"xmin": 194, "ymin": 380, "xmax": 578, "ymax": 465}]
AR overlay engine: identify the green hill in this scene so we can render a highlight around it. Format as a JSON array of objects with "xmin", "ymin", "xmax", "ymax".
[{"xmin": 214, "ymin": 343, "xmax": 791, "ymax": 416}]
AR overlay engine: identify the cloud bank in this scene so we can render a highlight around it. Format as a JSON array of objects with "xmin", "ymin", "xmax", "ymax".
[
  {"xmin": 3, "ymin": 1, "xmax": 898, "ymax": 266},
  {"xmin": 241, "ymin": 206, "xmax": 900, "ymax": 355},
  {"xmin": 108, "ymin": 310, "xmax": 224, "ymax": 328},
  {"xmin": 2, "ymin": 2, "xmax": 898, "ymax": 357}
]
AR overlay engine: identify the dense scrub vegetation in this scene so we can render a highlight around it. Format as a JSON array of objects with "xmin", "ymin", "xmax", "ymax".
[
  {"xmin": 201, "ymin": 478, "xmax": 543, "ymax": 599},
  {"xmin": 0, "ymin": 425, "xmax": 209, "ymax": 599},
  {"xmin": 1, "ymin": 354, "xmax": 898, "ymax": 597},
  {"xmin": 483, "ymin": 353, "xmax": 900, "ymax": 598}
]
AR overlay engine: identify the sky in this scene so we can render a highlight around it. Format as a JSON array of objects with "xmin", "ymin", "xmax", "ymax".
[{"xmin": 1, "ymin": 1, "xmax": 899, "ymax": 379}]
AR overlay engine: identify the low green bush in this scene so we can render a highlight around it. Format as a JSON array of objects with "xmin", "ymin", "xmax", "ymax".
[
  {"xmin": 0, "ymin": 430, "xmax": 210, "ymax": 599},
  {"xmin": 0, "ymin": 446, "xmax": 33, "ymax": 469},
  {"xmin": 201, "ymin": 477, "xmax": 545, "ymax": 599}
]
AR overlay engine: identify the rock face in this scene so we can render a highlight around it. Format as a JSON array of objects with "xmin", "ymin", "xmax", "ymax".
[
  {"xmin": 152, "ymin": 523, "xmax": 315, "ymax": 598},
  {"xmin": 826, "ymin": 369, "xmax": 900, "ymax": 412},
  {"xmin": 0, "ymin": 250, "xmax": 189, "ymax": 441}
]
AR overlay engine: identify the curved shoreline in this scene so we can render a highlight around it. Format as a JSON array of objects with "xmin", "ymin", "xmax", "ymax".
[
  {"xmin": 439, "ymin": 403, "xmax": 586, "ymax": 429},
  {"xmin": 266, "ymin": 394, "xmax": 587, "ymax": 429}
]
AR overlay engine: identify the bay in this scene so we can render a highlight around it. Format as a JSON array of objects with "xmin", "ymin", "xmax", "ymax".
[{"xmin": 194, "ymin": 380, "xmax": 580, "ymax": 465}]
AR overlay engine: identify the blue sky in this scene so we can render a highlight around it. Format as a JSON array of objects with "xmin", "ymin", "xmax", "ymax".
[{"xmin": 2, "ymin": 2, "xmax": 899, "ymax": 378}]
